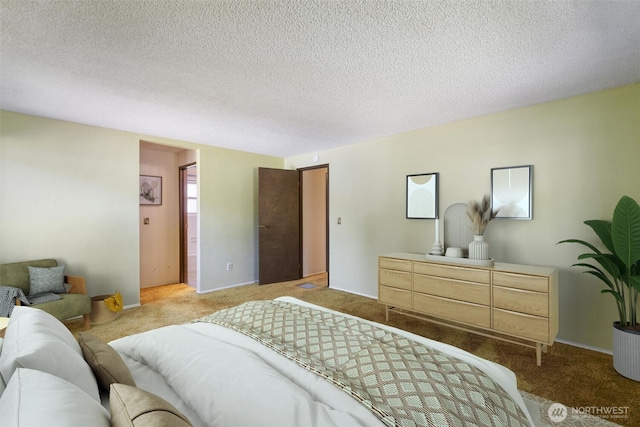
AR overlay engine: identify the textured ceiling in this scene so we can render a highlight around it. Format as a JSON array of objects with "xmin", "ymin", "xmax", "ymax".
[{"xmin": 1, "ymin": 1, "xmax": 639, "ymax": 158}]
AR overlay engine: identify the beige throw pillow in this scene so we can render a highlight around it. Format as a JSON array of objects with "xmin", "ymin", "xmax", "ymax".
[
  {"xmin": 78, "ymin": 332, "xmax": 135, "ymax": 390},
  {"xmin": 110, "ymin": 383, "xmax": 193, "ymax": 427}
]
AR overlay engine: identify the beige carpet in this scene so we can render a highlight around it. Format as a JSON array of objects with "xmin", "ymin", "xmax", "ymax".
[{"xmin": 65, "ymin": 275, "xmax": 636, "ymax": 426}]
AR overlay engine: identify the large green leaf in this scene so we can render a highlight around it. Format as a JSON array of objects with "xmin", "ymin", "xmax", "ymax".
[
  {"xmin": 579, "ymin": 267, "xmax": 615, "ymax": 290},
  {"xmin": 585, "ymin": 220, "xmax": 613, "ymax": 253},
  {"xmin": 577, "ymin": 253, "xmax": 622, "ymax": 280},
  {"xmin": 557, "ymin": 238, "xmax": 601, "ymax": 254},
  {"xmin": 612, "ymin": 196, "xmax": 640, "ymax": 269}
]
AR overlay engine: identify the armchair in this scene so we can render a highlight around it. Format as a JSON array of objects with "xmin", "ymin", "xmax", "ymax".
[{"xmin": 0, "ymin": 259, "xmax": 92, "ymax": 329}]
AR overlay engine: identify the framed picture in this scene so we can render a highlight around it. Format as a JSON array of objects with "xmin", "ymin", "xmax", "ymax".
[
  {"xmin": 406, "ymin": 172, "xmax": 438, "ymax": 219},
  {"xmin": 140, "ymin": 175, "xmax": 162, "ymax": 205},
  {"xmin": 491, "ymin": 165, "xmax": 532, "ymax": 219}
]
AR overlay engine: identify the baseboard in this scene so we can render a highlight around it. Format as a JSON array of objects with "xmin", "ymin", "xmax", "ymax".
[
  {"xmin": 303, "ymin": 270, "xmax": 327, "ymax": 277},
  {"xmin": 329, "ymin": 286, "xmax": 377, "ymax": 300},
  {"xmin": 123, "ymin": 303, "xmax": 141, "ymax": 310},
  {"xmin": 555, "ymin": 338, "xmax": 612, "ymax": 355},
  {"xmin": 196, "ymin": 280, "xmax": 256, "ymax": 294}
]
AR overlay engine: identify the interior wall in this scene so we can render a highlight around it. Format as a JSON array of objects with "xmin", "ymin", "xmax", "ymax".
[
  {"xmin": 302, "ymin": 167, "xmax": 327, "ymax": 276},
  {"xmin": 0, "ymin": 113, "xmax": 141, "ymax": 304},
  {"xmin": 139, "ymin": 147, "xmax": 180, "ymax": 288},
  {"xmin": 0, "ymin": 111, "xmax": 283, "ymax": 306},
  {"xmin": 286, "ymin": 84, "xmax": 640, "ymax": 351}
]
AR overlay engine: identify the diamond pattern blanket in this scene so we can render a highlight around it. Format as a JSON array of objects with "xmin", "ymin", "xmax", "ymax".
[{"xmin": 197, "ymin": 300, "xmax": 530, "ymax": 427}]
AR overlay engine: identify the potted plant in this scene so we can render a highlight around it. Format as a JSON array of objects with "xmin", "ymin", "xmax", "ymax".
[{"xmin": 559, "ymin": 195, "xmax": 640, "ymax": 381}]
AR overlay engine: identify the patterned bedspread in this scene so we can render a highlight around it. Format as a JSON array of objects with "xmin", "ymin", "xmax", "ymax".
[{"xmin": 197, "ymin": 300, "xmax": 530, "ymax": 427}]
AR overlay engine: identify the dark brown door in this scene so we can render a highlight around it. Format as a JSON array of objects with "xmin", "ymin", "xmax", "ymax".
[{"xmin": 258, "ymin": 167, "xmax": 301, "ymax": 284}]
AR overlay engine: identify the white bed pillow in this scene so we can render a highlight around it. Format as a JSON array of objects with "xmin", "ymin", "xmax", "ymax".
[
  {"xmin": 0, "ymin": 307, "xmax": 99, "ymax": 401},
  {"xmin": 2, "ymin": 306, "xmax": 81, "ymax": 354},
  {"xmin": 0, "ymin": 338, "xmax": 5, "ymax": 396},
  {"xmin": 0, "ymin": 368, "xmax": 110, "ymax": 427}
]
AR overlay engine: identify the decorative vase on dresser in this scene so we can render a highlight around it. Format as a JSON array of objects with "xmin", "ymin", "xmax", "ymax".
[{"xmin": 468, "ymin": 235, "xmax": 489, "ymax": 260}]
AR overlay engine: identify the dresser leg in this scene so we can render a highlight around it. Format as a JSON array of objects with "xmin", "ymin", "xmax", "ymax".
[
  {"xmin": 385, "ymin": 306, "xmax": 389, "ymax": 322},
  {"xmin": 536, "ymin": 343, "xmax": 542, "ymax": 366}
]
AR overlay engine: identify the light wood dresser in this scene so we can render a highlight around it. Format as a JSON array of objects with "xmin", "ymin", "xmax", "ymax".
[{"xmin": 378, "ymin": 252, "xmax": 558, "ymax": 366}]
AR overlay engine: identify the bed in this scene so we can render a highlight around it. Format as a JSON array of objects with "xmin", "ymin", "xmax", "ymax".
[{"xmin": 0, "ymin": 297, "xmax": 536, "ymax": 426}]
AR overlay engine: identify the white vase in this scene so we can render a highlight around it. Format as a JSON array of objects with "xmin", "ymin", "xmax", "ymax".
[{"xmin": 468, "ymin": 235, "xmax": 489, "ymax": 260}]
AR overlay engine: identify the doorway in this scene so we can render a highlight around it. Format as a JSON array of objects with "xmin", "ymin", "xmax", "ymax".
[
  {"xmin": 257, "ymin": 165, "xmax": 329, "ymax": 285},
  {"xmin": 180, "ymin": 164, "xmax": 198, "ymax": 287},
  {"xmin": 300, "ymin": 165, "xmax": 328, "ymax": 278}
]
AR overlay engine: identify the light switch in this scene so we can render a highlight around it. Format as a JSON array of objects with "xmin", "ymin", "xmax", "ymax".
[
  {"xmin": 337, "ymin": 217, "xmax": 342, "ymax": 225},
  {"xmin": 144, "ymin": 218, "xmax": 150, "ymax": 225}
]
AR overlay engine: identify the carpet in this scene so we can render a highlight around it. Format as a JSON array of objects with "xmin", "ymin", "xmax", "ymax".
[{"xmin": 65, "ymin": 274, "xmax": 635, "ymax": 426}]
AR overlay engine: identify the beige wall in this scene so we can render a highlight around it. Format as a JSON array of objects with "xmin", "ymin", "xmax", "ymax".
[
  {"xmin": 286, "ymin": 84, "xmax": 640, "ymax": 351},
  {"xmin": 302, "ymin": 167, "xmax": 327, "ymax": 276},
  {"xmin": 0, "ymin": 111, "xmax": 283, "ymax": 305},
  {"xmin": 139, "ymin": 148, "xmax": 180, "ymax": 288},
  {"xmin": 1, "ymin": 84, "xmax": 637, "ymax": 350}
]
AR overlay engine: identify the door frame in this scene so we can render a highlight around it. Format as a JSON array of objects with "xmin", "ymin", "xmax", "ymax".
[
  {"xmin": 299, "ymin": 164, "xmax": 329, "ymax": 283},
  {"xmin": 179, "ymin": 162, "xmax": 197, "ymax": 285}
]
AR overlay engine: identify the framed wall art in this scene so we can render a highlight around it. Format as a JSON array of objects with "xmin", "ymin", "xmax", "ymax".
[
  {"xmin": 491, "ymin": 165, "xmax": 532, "ymax": 219},
  {"xmin": 140, "ymin": 175, "xmax": 162, "ymax": 205},
  {"xmin": 406, "ymin": 172, "xmax": 439, "ymax": 219}
]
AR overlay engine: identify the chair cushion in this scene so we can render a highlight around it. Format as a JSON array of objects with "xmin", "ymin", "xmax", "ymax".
[
  {"xmin": 110, "ymin": 383, "xmax": 192, "ymax": 427},
  {"xmin": 28, "ymin": 265, "xmax": 66, "ymax": 296},
  {"xmin": 78, "ymin": 332, "xmax": 136, "ymax": 390},
  {"xmin": 28, "ymin": 292, "xmax": 62, "ymax": 305},
  {"xmin": 32, "ymin": 292, "xmax": 91, "ymax": 320},
  {"xmin": 0, "ymin": 368, "xmax": 110, "ymax": 427}
]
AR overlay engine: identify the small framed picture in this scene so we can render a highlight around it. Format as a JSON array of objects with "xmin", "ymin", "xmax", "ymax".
[
  {"xmin": 406, "ymin": 172, "xmax": 439, "ymax": 219},
  {"xmin": 140, "ymin": 175, "xmax": 162, "ymax": 205},
  {"xmin": 491, "ymin": 165, "xmax": 532, "ymax": 219}
]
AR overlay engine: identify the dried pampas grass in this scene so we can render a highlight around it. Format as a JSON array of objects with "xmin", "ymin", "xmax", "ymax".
[{"xmin": 466, "ymin": 194, "xmax": 498, "ymax": 235}]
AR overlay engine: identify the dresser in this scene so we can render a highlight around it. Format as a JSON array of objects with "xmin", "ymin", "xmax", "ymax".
[{"xmin": 378, "ymin": 252, "xmax": 558, "ymax": 366}]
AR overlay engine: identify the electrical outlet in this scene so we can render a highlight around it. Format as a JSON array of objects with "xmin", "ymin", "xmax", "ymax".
[{"xmin": 226, "ymin": 262, "xmax": 233, "ymax": 271}]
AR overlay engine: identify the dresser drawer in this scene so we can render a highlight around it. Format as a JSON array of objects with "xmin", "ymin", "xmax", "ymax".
[
  {"xmin": 493, "ymin": 271, "xmax": 548, "ymax": 292},
  {"xmin": 379, "ymin": 285, "xmax": 412, "ymax": 310},
  {"xmin": 379, "ymin": 268, "xmax": 412, "ymax": 290},
  {"xmin": 413, "ymin": 262, "xmax": 490, "ymax": 284},
  {"xmin": 493, "ymin": 286, "xmax": 548, "ymax": 317},
  {"xmin": 379, "ymin": 257, "xmax": 412, "ymax": 272},
  {"xmin": 413, "ymin": 293, "xmax": 490, "ymax": 328},
  {"xmin": 414, "ymin": 274, "xmax": 490, "ymax": 305},
  {"xmin": 493, "ymin": 308, "xmax": 549, "ymax": 343}
]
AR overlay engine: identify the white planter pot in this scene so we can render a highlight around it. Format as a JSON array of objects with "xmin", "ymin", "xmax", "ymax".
[{"xmin": 613, "ymin": 322, "xmax": 640, "ymax": 382}]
